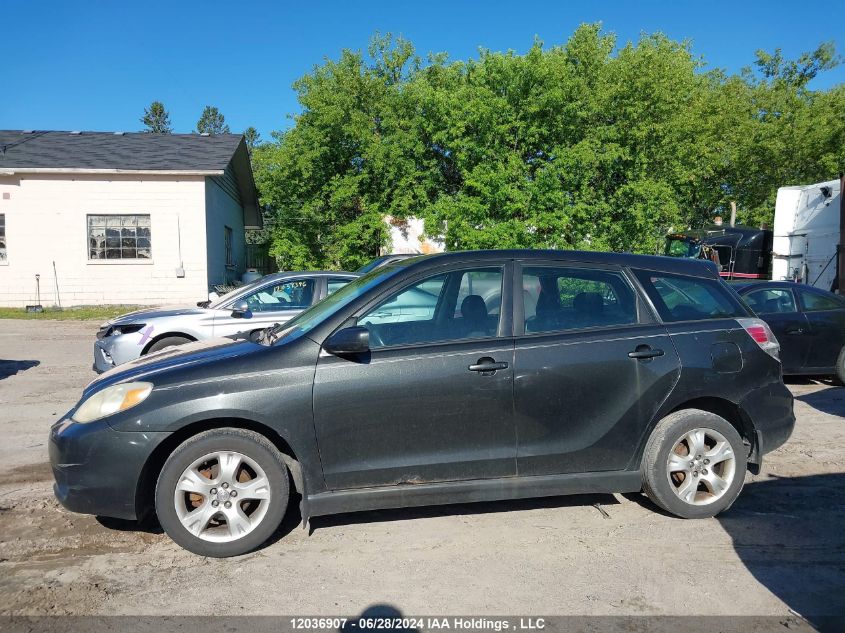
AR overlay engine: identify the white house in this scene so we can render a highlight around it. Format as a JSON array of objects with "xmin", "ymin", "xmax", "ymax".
[{"xmin": 0, "ymin": 130, "xmax": 261, "ymax": 307}]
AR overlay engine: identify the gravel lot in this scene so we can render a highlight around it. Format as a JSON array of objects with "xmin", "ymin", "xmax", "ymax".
[{"xmin": 1, "ymin": 319, "xmax": 844, "ymax": 624}]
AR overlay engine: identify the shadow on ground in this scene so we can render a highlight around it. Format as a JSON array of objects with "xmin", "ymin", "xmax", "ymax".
[
  {"xmin": 0, "ymin": 359, "xmax": 40, "ymax": 380},
  {"xmin": 794, "ymin": 386, "xmax": 845, "ymax": 417},
  {"xmin": 718, "ymin": 473, "xmax": 845, "ymax": 632}
]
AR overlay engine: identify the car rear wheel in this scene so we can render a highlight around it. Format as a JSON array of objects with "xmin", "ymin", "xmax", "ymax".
[
  {"xmin": 155, "ymin": 428, "xmax": 289, "ymax": 557},
  {"xmin": 146, "ymin": 335, "xmax": 192, "ymax": 354},
  {"xmin": 641, "ymin": 409, "xmax": 747, "ymax": 519}
]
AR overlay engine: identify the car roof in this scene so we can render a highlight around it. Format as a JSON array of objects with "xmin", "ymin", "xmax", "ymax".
[
  {"xmin": 260, "ymin": 270, "xmax": 358, "ymax": 282},
  {"xmin": 391, "ymin": 249, "xmax": 720, "ymax": 278}
]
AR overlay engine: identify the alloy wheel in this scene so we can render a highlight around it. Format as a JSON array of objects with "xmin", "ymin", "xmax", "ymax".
[{"xmin": 666, "ymin": 427, "xmax": 736, "ymax": 506}]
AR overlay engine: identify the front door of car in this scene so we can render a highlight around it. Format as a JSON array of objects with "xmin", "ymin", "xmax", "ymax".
[
  {"xmin": 312, "ymin": 264, "xmax": 517, "ymax": 490},
  {"xmin": 212, "ymin": 277, "xmax": 318, "ymax": 338},
  {"xmin": 742, "ymin": 287, "xmax": 810, "ymax": 373},
  {"xmin": 513, "ymin": 263, "xmax": 681, "ymax": 475}
]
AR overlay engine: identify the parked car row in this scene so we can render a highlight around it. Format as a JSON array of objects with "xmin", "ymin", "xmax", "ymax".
[{"xmin": 52, "ymin": 250, "xmax": 797, "ymax": 557}]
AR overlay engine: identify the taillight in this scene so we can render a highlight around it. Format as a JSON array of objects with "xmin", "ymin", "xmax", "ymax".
[{"xmin": 737, "ymin": 317, "xmax": 780, "ymax": 360}]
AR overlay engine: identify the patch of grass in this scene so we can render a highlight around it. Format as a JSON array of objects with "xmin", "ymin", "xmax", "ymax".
[{"xmin": 0, "ymin": 305, "xmax": 144, "ymax": 321}]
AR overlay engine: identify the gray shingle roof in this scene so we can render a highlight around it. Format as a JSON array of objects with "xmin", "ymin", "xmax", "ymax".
[{"xmin": 0, "ymin": 130, "xmax": 244, "ymax": 172}]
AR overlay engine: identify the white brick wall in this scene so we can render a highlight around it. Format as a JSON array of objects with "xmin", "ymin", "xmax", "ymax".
[{"xmin": 0, "ymin": 174, "xmax": 211, "ymax": 307}]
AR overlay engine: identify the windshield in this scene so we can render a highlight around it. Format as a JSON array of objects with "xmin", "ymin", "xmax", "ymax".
[
  {"xmin": 207, "ymin": 277, "xmax": 265, "ymax": 309},
  {"xmin": 267, "ymin": 265, "xmax": 403, "ymax": 344},
  {"xmin": 664, "ymin": 237, "xmax": 701, "ymax": 258}
]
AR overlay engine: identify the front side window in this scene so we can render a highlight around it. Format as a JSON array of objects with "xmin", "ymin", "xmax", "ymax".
[
  {"xmin": 241, "ymin": 278, "xmax": 315, "ymax": 312},
  {"xmin": 359, "ymin": 267, "xmax": 503, "ymax": 348},
  {"xmin": 0, "ymin": 214, "xmax": 6, "ymax": 262},
  {"xmin": 634, "ymin": 270, "xmax": 747, "ymax": 322},
  {"xmin": 744, "ymin": 288, "xmax": 796, "ymax": 314},
  {"xmin": 88, "ymin": 214, "xmax": 151, "ymax": 260},
  {"xmin": 522, "ymin": 266, "xmax": 637, "ymax": 333},
  {"xmin": 799, "ymin": 289, "xmax": 845, "ymax": 312}
]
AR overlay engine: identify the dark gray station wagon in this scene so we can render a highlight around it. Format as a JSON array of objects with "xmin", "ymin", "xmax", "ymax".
[{"xmin": 50, "ymin": 251, "xmax": 795, "ymax": 556}]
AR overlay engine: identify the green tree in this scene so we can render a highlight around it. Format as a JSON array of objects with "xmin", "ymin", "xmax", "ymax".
[
  {"xmin": 253, "ymin": 27, "xmax": 845, "ymax": 271},
  {"xmin": 140, "ymin": 101, "xmax": 172, "ymax": 133},
  {"xmin": 243, "ymin": 127, "xmax": 261, "ymax": 153},
  {"xmin": 196, "ymin": 106, "xmax": 230, "ymax": 135}
]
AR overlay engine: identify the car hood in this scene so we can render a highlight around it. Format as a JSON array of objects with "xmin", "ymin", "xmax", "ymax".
[
  {"xmin": 102, "ymin": 305, "xmax": 213, "ymax": 327},
  {"xmin": 84, "ymin": 336, "xmax": 255, "ymax": 397}
]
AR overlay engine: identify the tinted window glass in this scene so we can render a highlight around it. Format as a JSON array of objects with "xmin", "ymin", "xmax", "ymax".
[
  {"xmin": 634, "ymin": 270, "xmax": 746, "ymax": 322},
  {"xmin": 327, "ymin": 278, "xmax": 351, "ymax": 296},
  {"xmin": 359, "ymin": 267, "xmax": 503, "ymax": 348},
  {"xmin": 744, "ymin": 288, "xmax": 796, "ymax": 314},
  {"xmin": 522, "ymin": 267, "xmax": 637, "ymax": 333},
  {"xmin": 243, "ymin": 278, "xmax": 315, "ymax": 311},
  {"xmin": 799, "ymin": 289, "xmax": 845, "ymax": 312}
]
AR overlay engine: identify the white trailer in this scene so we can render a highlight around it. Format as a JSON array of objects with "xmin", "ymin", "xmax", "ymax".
[{"xmin": 772, "ymin": 178, "xmax": 841, "ymax": 291}]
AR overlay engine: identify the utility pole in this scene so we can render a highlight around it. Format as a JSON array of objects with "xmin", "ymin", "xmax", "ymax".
[{"xmin": 839, "ymin": 172, "xmax": 845, "ymax": 294}]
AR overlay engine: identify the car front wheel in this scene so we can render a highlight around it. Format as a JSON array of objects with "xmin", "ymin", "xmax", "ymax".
[
  {"xmin": 155, "ymin": 428, "xmax": 289, "ymax": 557},
  {"xmin": 641, "ymin": 409, "xmax": 747, "ymax": 519}
]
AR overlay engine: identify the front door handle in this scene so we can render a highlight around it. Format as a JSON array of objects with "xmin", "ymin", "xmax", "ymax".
[
  {"xmin": 628, "ymin": 345, "xmax": 665, "ymax": 360},
  {"xmin": 468, "ymin": 357, "xmax": 509, "ymax": 374}
]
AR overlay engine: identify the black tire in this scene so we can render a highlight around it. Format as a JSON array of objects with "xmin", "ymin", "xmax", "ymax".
[
  {"xmin": 641, "ymin": 409, "xmax": 747, "ymax": 519},
  {"xmin": 155, "ymin": 428, "xmax": 289, "ymax": 557},
  {"xmin": 835, "ymin": 346, "xmax": 845, "ymax": 385},
  {"xmin": 146, "ymin": 335, "xmax": 192, "ymax": 354}
]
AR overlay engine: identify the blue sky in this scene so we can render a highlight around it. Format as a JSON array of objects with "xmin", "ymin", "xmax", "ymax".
[{"xmin": 3, "ymin": 0, "xmax": 844, "ymax": 138}]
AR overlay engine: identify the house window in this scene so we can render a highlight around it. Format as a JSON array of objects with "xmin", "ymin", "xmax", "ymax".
[
  {"xmin": 225, "ymin": 226, "xmax": 234, "ymax": 267},
  {"xmin": 88, "ymin": 215, "xmax": 151, "ymax": 260},
  {"xmin": 0, "ymin": 214, "xmax": 6, "ymax": 262}
]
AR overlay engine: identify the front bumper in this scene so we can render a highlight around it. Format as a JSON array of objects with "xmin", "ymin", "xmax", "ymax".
[
  {"xmin": 93, "ymin": 335, "xmax": 144, "ymax": 373},
  {"xmin": 49, "ymin": 416, "xmax": 171, "ymax": 520}
]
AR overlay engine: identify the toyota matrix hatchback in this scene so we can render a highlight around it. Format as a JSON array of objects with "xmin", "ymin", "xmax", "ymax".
[{"xmin": 51, "ymin": 251, "xmax": 795, "ymax": 557}]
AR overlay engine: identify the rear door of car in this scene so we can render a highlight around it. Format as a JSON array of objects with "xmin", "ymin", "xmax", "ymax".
[
  {"xmin": 513, "ymin": 260, "xmax": 682, "ymax": 475},
  {"xmin": 796, "ymin": 287, "xmax": 845, "ymax": 370},
  {"xmin": 742, "ymin": 286, "xmax": 810, "ymax": 373}
]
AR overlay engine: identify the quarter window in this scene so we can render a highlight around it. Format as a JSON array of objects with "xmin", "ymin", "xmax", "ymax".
[
  {"xmin": 522, "ymin": 266, "xmax": 637, "ymax": 333},
  {"xmin": 359, "ymin": 267, "xmax": 503, "ymax": 348},
  {"xmin": 88, "ymin": 214, "xmax": 151, "ymax": 260},
  {"xmin": 799, "ymin": 289, "xmax": 845, "ymax": 312},
  {"xmin": 634, "ymin": 270, "xmax": 746, "ymax": 322},
  {"xmin": 744, "ymin": 288, "xmax": 796, "ymax": 314},
  {"xmin": 0, "ymin": 214, "xmax": 6, "ymax": 261}
]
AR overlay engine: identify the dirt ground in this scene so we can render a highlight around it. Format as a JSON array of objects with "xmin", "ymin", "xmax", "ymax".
[{"xmin": 1, "ymin": 319, "xmax": 844, "ymax": 623}]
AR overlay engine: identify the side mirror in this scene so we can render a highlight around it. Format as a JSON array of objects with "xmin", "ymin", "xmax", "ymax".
[
  {"xmin": 324, "ymin": 326, "xmax": 370, "ymax": 355},
  {"xmin": 231, "ymin": 300, "xmax": 250, "ymax": 317}
]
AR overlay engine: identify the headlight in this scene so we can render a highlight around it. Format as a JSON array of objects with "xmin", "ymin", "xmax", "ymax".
[
  {"xmin": 107, "ymin": 323, "xmax": 146, "ymax": 337},
  {"xmin": 72, "ymin": 382, "xmax": 153, "ymax": 423}
]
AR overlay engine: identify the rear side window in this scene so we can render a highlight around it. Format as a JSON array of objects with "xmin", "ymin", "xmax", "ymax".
[
  {"xmin": 799, "ymin": 288, "xmax": 845, "ymax": 312},
  {"xmin": 634, "ymin": 270, "xmax": 747, "ymax": 322},
  {"xmin": 522, "ymin": 266, "xmax": 637, "ymax": 333}
]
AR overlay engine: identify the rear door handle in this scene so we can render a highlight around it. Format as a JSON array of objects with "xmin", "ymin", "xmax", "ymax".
[
  {"xmin": 785, "ymin": 327, "xmax": 805, "ymax": 335},
  {"xmin": 468, "ymin": 357, "xmax": 509, "ymax": 373},
  {"xmin": 628, "ymin": 346, "xmax": 665, "ymax": 360}
]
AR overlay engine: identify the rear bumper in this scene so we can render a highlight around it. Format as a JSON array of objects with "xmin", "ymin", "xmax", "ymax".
[
  {"xmin": 741, "ymin": 379, "xmax": 796, "ymax": 457},
  {"xmin": 49, "ymin": 416, "xmax": 170, "ymax": 520}
]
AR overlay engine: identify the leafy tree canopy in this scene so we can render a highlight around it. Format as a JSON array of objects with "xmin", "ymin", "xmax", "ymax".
[
  {"xmin": 140, "ymin": 101, "xmax": 172, "ymax": 133},
  {"xmin": 253, "ymin": 26, "xmax": 845, "ymax": 271},
  {"xmin": 196, "ymin": 105, "xmax": 230, "ymax": 135}
]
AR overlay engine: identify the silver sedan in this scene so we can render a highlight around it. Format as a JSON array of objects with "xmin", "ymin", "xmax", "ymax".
[{"xmin": 93, "ymin": 271, "xmax": 357, "ymax": 372}]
